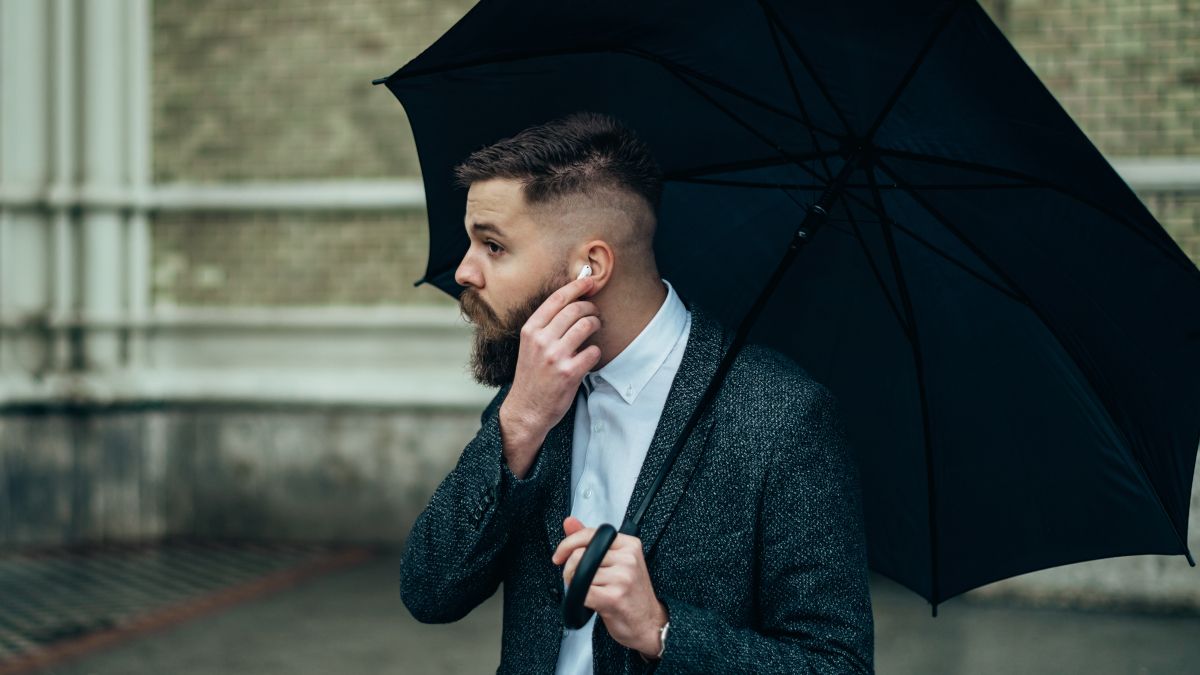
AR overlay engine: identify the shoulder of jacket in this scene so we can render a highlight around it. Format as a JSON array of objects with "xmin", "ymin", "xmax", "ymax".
[
  {"xmin": 728, "ymin": 342, "xmax": 824, "ymax": 395},
  {"xmin": 718, "ymin": 343, "xmax": 837, "ymax": 429}
]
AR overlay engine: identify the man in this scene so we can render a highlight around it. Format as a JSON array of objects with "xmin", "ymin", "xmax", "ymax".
[{"xmin": 399, "ymin": 111, "xmax": 874, "ymax": 673}]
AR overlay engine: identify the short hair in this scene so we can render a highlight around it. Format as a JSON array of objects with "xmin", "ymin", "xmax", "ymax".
[{"xmin": 452, "ymin": 111, "xmax": 663, "ymax": 230}]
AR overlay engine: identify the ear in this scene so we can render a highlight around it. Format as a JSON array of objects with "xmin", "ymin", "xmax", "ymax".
[{"xmin": 578, "ymin": 240, "xmax": 614, "ymax": 298}]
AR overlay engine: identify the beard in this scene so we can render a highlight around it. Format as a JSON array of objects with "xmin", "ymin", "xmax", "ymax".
[{"xmin": 459, "ymin": 268, "xmax": 570, "ymax": 388}]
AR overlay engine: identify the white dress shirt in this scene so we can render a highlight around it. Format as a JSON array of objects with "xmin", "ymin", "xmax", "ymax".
[{"xmin": 554, "ymin": 277, "xmax": 692, "ymax": 674}]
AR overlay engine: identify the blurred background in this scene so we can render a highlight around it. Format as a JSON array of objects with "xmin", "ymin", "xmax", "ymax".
[{"xmin": 0, "ymin": 0, "xmax": 1197, "ymax": 673}]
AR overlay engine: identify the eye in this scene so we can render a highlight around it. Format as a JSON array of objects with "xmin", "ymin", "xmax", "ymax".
[{"xmin": 485, "ymin": 240, "xmax": 504, "ymax": 255}]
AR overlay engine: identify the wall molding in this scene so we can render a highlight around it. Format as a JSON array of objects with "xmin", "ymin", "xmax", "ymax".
[
  {"xmin": 0, "ymin": 157, "xmax": 1197, "ymax": 214},
  {"xmin": 0, "ymin": 305, "xmax": 497, "ymax": 408}
]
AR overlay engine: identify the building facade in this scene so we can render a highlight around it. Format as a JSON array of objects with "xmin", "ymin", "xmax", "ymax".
[{"xmin": 0, "ymin": 0, "xmax": 1197, "ymax": 611}]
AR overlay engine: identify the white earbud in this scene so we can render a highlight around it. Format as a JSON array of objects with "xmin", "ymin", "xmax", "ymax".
[{"xmin": 576, "ymin": 264, "xmax": 593, "ymax": 280}]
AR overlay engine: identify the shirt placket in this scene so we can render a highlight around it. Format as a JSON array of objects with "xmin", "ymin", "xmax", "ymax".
[{"xmin": 574, "ymin": 374, "xmax": 605, "ymax": 526}]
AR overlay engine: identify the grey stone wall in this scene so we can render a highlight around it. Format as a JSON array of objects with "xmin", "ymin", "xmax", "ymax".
[
  {"xmin": 152, "ymin": 209, "xmax": 452, "ymax": 306},
  {"xmin": 0, "ymin": 405, "xmax": 479, "ymax": 549}
]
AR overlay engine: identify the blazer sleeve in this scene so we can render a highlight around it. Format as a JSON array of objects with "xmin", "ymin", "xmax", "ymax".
[
  {"xmin": 399, "ymin": 384, "xmax": 557, "ymax": 623},
  {"xmin": 654, "ymin": 383, "xmax": 875, "ymax": 674}
]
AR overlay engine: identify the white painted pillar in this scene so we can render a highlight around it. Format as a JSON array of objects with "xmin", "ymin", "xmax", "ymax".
[
  {"xmin": 0, "ymin": 0, "xmax": 52, "ymax": 375},
  {"xmin": 50, "ymin": 0, "xmax": 78, "ymax": 372},
  {"xmin": 126, "ymin": 0, "xmax": 153, "ymax": 368},
  {"xmin": 79, "ymin": 0, "xmax": 128, "ymax": 371}
]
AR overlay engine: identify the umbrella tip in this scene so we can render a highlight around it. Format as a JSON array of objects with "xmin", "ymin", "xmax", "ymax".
[
  {"xmin": 371, "ymin": 76, "xmax": 388, "ymax": 86},
  {"xmin": 930, "ymin": 603, "xmax": 938, "ymax": 618},
  {"xmin": 1186, "ymin": 550, "xmax": 1196, "ymax": 567},
  {"xmin": 413, "ymin": 277, "xmax": 427, "ymax": 288}
]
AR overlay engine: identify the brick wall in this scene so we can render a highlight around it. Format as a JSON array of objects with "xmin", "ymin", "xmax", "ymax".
[
  {"xmin": 152, "ymin": 0, "xmax": 478, "ymax": 182},
  {"xmin": 989, "ymin": 0, "xmax": 1199, "ymax": 157},
  {"xmin": 152, "ymin": 209, "xmax": 449, "ymax": 306}
]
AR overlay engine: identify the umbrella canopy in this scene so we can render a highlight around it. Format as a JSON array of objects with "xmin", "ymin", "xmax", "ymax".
[{"xmin": 375, "ymin": 0, "xmax": 1200, "ymax": 614}]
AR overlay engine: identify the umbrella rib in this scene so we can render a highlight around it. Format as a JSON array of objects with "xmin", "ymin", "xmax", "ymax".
[
  {"xmin": 619, "ymin": 47, "xmax": 841, "ymax": 142},
  {"xmin": 862, "ymin": 0, "xmax": 965, "ymax": 143},
  {"xmin": 875, "ymin": 157, "xmax": 1198, "ymax": 567},
  {"xmin": 669, "ymin": 178, "xmax": 1040, "ymax": 192},
  {"xmin": 755, "ymin": 0, "xmax": 853, "ymax": 135},
  {"xmin": 764, "ymin": 11, "xmax": 833, "ymax": 181},
  {"xmin": 663, "ymin": 153, "xmax": 841, "ymax": 181},
  {"xmin": 382, "ymin": 44, "xmax": 841, "ymax": 143},
  {"xmin": 377, "ymin": 44, "xmax": 623, "ymax": 82},
  {"xmin": 672, "ymin": 178, "xmax": 829, "ymax": 190},
  {"xmin": 864, "ymin": 165, "xmax": 943, "ymax": 616},
  {"xmin": 886, "ymin": 220, "xmax": 1028, "ymax": 306},
  {"xmin": 836, "ymin": 194, "xmax": 914, "ymax": 341},
  {"xmin": 876, "ymin": 148, "xmax": 1200, "ymax": 281},
  {"xmin": 647, "ymin": 59, "xmax": 837, "ymax": 207}
]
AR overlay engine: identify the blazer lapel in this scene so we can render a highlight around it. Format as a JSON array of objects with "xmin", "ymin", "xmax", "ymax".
[
  {"xmin": 622, "ymin": 301, "xmax": 732, "ymax": 560},
  {"xmin": 541, "ymin": 391, "xmax": 578, "ymax": 556},
  {"xmin": 540, "ymin": 300, "xmax": 734, "ymax": 559}
]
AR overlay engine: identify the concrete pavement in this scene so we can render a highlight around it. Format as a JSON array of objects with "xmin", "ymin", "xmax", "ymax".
[{"xmin": 29, "ymin": 549, "xmax": 1200, "ymax": 674}]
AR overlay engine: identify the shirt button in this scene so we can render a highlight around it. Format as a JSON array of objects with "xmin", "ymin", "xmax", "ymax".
[
  {"xmin": 583, "ymin": 486, "xmax": 592, "ymax": 499},
  {"xmin": 592, "ymin": 423, "xmax": 602, "ymax": 433}
]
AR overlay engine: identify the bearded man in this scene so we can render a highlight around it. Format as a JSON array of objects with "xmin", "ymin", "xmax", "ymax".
[{"xmin": 399, "ymin": 110, "xmax": 874, "ymax": 674}]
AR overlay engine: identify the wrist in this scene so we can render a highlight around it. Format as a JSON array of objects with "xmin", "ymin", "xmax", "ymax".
[
  {"xmin": 637, "ymin": 601, "xmax": 670, "ymax": 661},
  {"xmin": 498, "ymin": 404, "xmax": 544, "ymax": 479}
]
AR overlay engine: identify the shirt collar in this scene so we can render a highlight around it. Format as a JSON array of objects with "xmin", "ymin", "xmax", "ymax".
[{"xmin": 585, "ymin": 278, "xmax": 690, "ymax": 405}]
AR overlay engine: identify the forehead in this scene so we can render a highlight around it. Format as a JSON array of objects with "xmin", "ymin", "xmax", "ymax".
[{"xmin": 465, "ymin": 178, "xmax": 528, "ymax": 222}]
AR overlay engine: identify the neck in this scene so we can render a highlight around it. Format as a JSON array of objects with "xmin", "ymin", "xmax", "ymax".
[{"xmin": 585, "ymin": 275, "xmax": 668, "ymax": 371}]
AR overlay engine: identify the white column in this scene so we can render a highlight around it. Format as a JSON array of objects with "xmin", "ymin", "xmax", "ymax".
[
  {"xmin": 0, "ymin": 0, "xmax": 52, "ymax": 375},
  {"xmin": 80, "ymin": 0, "xmax": 128, "ymax": 371},
  {"xmin": 50, "ymin": 0, "xmax": 77, "ymax": 372},
  {"xmin": 126, "ymin": 0, "xmax": 152, "ymax": 368}
]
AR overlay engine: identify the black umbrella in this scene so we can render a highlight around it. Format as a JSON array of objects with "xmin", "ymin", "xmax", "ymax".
[{"xmin": 374, "ymin": 0, "xmax": 1200, "ymax": 623}]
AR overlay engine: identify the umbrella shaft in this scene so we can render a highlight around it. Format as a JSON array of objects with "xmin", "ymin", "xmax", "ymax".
[{"xmin": 621, "ymin": 149, "xmax": 865, "ymax": 538}]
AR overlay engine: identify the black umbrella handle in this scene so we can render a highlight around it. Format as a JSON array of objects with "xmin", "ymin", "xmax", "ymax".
[
  {"xmin": 561, "ymin": 522, "xmax": 616, "ymax": 629},
  {"xmin": 561, "ymin": 518, "xmax": 641, "ymax": 629}
]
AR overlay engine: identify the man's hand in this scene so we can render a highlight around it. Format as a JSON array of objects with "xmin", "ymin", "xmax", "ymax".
[
  {"xmin": 499, "ymin": 276, "xmax": 602, "ymax": 478},
  {"xmin": 553, "ymin": 515, "xmax": 669, "ymax": 660}
]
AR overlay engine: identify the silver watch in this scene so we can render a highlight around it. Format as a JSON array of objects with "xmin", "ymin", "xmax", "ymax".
[{"xmin": 656, "ymin": 620, "xmax": 670, "ymax": 658}]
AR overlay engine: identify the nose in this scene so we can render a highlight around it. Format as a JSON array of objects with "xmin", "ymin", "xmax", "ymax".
[{"xmin": 454, "ymin": 251, "xmax": 482, "ymax": 289}]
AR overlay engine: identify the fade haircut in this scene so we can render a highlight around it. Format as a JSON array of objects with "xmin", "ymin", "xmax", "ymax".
[{"xmin": 452, "ymin": 111, "xmax": 663, "ymax": 262}]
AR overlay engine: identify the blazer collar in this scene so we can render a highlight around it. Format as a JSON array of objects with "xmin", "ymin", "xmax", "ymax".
[{"xmin": 540, "ymin": 293, "xmax": 734, "ymax": 560}]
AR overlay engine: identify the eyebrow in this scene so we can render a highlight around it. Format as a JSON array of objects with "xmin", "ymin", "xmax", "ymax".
[{"xmin": 468, "ymin": 221, "xmax": 509, "ymax": 240}]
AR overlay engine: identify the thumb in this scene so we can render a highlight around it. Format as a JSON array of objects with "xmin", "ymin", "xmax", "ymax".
[{"xmin": 563, "ymin": 515, "xmax": 585, "ymax": 534}]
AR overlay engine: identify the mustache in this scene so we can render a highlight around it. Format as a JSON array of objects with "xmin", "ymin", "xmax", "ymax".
[{"xmin": 459, "ymin": 289, "xmax": 516, "ymax": 336}]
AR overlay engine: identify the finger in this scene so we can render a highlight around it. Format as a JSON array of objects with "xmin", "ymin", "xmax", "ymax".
[
  {"xmin": 563, "ymin": 516, "xmax": 586, "ymax": 535},
  {"xmin": 560, "ymin": 544, "xmax": 625, "ymax": 585},
  {"xmin": 583, "ymin": 584, "xmax": 616, "ymax": 613},
  {"xmin": 611, "ymin": 533, "xmax": 643, "ymax": 555},
  {"xmin": 556, "ymin": 314, "xmax": 602, "ymax": 358},
  {"xmin": 563, "ymin": 546, "xmax": 585, "ymax": 586},
  {"xmin": 525, "ymin": 277, "xmax": 595, "ymax": 331},
  {"xmin": 590, "ymin": 565, "xmax": 634, "ymax": 589},
  {"xmin": 566, "ymin": 343, "xmax": 602, "ymax": 374},
  {"xmin": 543, "ymin": 300, "xmax": 599, "ymax": 341},
  {"xmin": 552, "ymin": 528, "xmax": 596, "ymax": 565},
  {"xmin": 564, "ymin": 545, "xmax": 622, "ymax": 588}
]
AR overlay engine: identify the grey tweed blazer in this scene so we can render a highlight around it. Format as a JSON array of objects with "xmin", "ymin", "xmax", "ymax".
[{"xmin": 400, "ymin": 298, "xmax": 875, "ymax": 674}]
